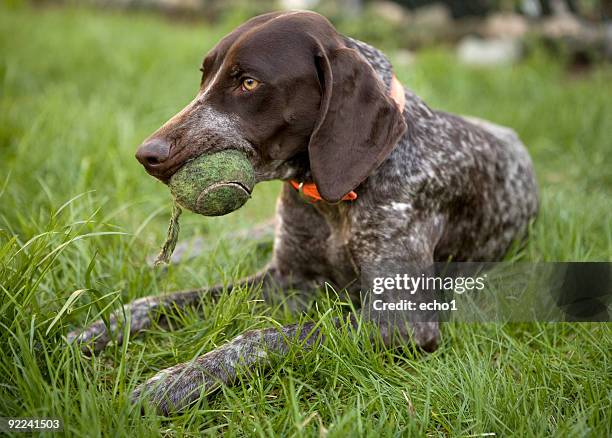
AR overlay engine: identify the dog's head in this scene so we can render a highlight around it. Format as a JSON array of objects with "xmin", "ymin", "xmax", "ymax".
[{"xmin": 135, "ymin": 11, "xmax": 406, "ymax": 203}]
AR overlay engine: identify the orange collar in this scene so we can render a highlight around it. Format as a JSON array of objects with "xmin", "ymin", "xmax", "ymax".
[
  {"xmin": 289, "ymin": 75, "xmax": 405, "ymax": 203},
  {"xmin": 289, "ymin": 180, "xmax": 357, "ymax": 203}
]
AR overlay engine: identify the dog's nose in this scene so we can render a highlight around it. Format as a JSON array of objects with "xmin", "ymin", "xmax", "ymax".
[{"xmin": 135, "ymin": 138, "xmax": 170, "ymax": 170}]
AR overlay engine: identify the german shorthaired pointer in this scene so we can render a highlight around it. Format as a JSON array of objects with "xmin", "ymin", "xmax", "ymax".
[{"xmin": 68, "ymin": 11, "xmax": 538, "ymax": 414}]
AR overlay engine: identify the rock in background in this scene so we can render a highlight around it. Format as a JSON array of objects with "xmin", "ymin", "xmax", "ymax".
[{"xmin": 457, "ymin": 37, "xmax": 523, "ymax": 66}]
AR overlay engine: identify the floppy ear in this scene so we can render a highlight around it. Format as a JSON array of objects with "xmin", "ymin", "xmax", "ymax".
[{"xmin": 308, "ymin": 47, "xmax": 407, "ymax": 202}]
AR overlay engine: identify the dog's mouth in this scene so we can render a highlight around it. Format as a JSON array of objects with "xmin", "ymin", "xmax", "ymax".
[
  {"xmin": 156, "ymin": 159, "xmax": 193, "ymax": 185},
  {"xmin": 139, "ymin": 148, "xmax": 203, "ymax": 184}
]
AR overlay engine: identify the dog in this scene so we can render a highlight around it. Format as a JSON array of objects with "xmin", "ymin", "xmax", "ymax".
[{"xmin": 68, "ymin": 10, "xmax": 538, "ymax": 415}]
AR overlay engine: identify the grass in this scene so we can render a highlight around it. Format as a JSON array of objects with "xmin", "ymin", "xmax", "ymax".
[{"xmin": 1, "ymin": 4, "xmax": 611, "ymax": 437}]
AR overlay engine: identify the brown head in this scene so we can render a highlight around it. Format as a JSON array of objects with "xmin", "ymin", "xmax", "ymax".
[{"xmin": 135, "ymin": 11, "xmax": 406, "ymax": 202}]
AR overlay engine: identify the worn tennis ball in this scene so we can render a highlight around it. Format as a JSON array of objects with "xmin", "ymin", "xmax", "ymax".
[{"xmin": 169, "ymin": 150, "xmax": 255, "ymax": 216}]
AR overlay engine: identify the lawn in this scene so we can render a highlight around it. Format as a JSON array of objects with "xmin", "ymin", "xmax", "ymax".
[{"xmin": 1, "ymin": 4, "xmax": 611, "ymax": 437}]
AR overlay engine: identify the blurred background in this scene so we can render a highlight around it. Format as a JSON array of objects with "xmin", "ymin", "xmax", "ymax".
[{"xmin": 18, "ymin": 0, "xmax": 612, "ymax": 68}]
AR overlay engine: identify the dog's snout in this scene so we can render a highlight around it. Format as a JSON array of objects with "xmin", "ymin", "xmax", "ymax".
[{"xmin": 136, "ymin": 138, "xmax": 170, "ymax": 169}]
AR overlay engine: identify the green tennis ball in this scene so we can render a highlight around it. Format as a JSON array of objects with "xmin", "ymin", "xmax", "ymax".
[{"xmin": 169, "ymin": 150, "xmax": 255, "ymax": 216}]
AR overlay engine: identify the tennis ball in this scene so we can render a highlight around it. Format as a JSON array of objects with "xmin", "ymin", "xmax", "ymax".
[{"xmin": 169, "ymin": 150, "xmax": 255, "ymax": 216}]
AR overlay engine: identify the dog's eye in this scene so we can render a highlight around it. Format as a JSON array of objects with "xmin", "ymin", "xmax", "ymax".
[{"xmin": 241, "ymin": 77, "xmax": 259, "ymax": 92}]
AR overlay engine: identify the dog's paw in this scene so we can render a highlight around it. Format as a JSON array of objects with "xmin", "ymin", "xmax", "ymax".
[
  {"xmin": 131, "ymin": 358, "xmax": 222, "ymax": 416},
  {"xmin": 67, "ymin": 296, "xmax": 162, "ymax": 354}
]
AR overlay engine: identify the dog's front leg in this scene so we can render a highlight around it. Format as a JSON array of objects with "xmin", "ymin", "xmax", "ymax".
[
  {"xmin": 354, "ymin": 217, "xmax": 444, "ymax": 352},
  {"xmin": 67, "ymin": 268, "xmax": 289, "ymax": 354},
  {"xmin": 131, "ymin": 319, "xmax": 339, "ymax": 415}
]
